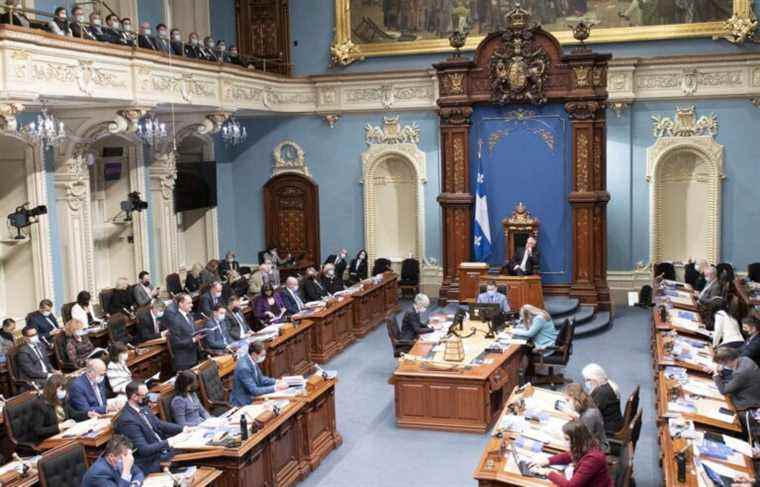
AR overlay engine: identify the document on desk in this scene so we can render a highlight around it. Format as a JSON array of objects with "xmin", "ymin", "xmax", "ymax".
[
  {"xmin": 722, "ymin": 434, "xmax": 754, "ymax": 457},
  {"xmin": 682, "ymin": 380, "xmax": 722, "ymax": 400},
  {"xmin": 696, "ymin": 458, "xmax": 748, "ymax": 487},
  {"xmin": 143, "ymin": 467, "xmax": 197, "ymax": 487},
  {"xmin": 57, "ymin": 417, "xmax": 111, "ymax": 439}
]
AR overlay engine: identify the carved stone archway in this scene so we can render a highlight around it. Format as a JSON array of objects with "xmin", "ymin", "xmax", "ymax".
[
  {"xmin": 361, "ymin": 117, "xmax": 427, "ymax": 267},
  {"xmin": 434, "ymin": 6, "xmax": 611, "ymax": 307}
]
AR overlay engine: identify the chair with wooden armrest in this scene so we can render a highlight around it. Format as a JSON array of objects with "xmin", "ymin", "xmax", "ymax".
[
  {"xmin": 4, "ymin": 391, "xmax": 43, "ymax": 456},
  {"xmin": 386, "ymin": 317, "xmax": 414, "ymax": 358},
  {"xmin": 53, "ymin": 333, "xmax": 77, "ymax": 373},
  {"xmin": 614, "ymin": 385, "xmax": 640, "ymax": 442},
  {"xmin": 527, "ymin": 318, "xmax": 574, "ymax": 386},
  {"xmin": 6, "ymin": 346, "xmax": 35, "ymax": 394},
  {"xmin": 98, "ymin": 289, "xmax": 114, "ymax": 317},
  {"xmin": 60, "ymin": 302, "xmax": 75, "ymax": 323},
  {"xmin": 107, "ymin": 312, "xmax": 132, "ymax": 346},
  {"xmin": 399, "ymin": 258, "xmax": 420, "ymax": 299},
  {"xmin": 197, "ymin": 360, "xmax": 232, "ymax": 416},
  {"xmin": 166, "ymin": 273, "xmax": 183, "ymax": 297},
  {"xmin": 37, "ymin": 441, "xmax": 89, "ymax": 487},
  {"xmin": 653, "ymin": 262, "xmax": 676, "ymax": 281},
  {"xmin": 609, "ymin": 441, "xmax": 634, "ymax": 487},
  {"xmin": 158, "ymin": 390, "xmax": 177, "ymax": 423},
  {"xmin": 609, "ymin": 408, "xmax": 642, "ymax": 456}
]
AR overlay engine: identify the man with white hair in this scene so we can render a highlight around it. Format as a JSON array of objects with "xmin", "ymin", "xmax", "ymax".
[
  {"xmin": 281, "ymin": 277, "xmax": 305, "ymax": 315},
  {"xmin": 68, "ymin": 358, "xmax": 109, "ymax": 415},
  {"xmin": 581, "ymin": 363, "xmax": 624, "ymax": 435},
  {"xmin": 506, "ymin": 236, "xmax": 540, "ymax": 276},
  {"xmin": 698, "ymin": 265, "xmax": 722, "ymax": 305},
  {"xmin": 400, "ymin": 294, "xmax": 435, "ymax": 342}
]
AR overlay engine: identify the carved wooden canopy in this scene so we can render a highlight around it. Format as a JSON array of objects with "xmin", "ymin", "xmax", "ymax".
[
  {"xmin": 434, "ymin": 6, "xmax": 612, "ymax": 308},
  {"xmin": 503, "ymin": 202, "xmax": 540, "ymax": 263}
]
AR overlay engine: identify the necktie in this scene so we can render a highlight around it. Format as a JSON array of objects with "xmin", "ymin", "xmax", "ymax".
[
  {"xmin": 235, "ymin": 313, "xmax": 246, "ymax": 337},
  {"xmin": 140, "ymin": 410, "xmax": 163, "ymax": 441},
  {"xmin": 92, "ymin": 380, "xmax": 103, "ymax": 406},
  {"xmin": 32, "ymin": 346, "xmax": 48, "ymax": 374},
  {"xmin": 291, "ymin": 289, "xmax": 303, "ymax": 310},
  {"xmin": 45, "ymin": 316, "xmax": 56, "ymax": 331},
  {"xmin": 215, "ymin": 321, "xmax": 228, "ymax": 346},
  {"xmin": 152, "ymin": 313, "xmax": 159, "ymax": 335}
]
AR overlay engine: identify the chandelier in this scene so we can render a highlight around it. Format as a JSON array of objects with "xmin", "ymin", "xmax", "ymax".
[
  {"xmin": 221, "ymin": 117, "xmax": 247, "ymax": 147},
  {"xmin": 136, "ymin": 114, "xmax": 168, "ymax": 147},
  {"xmin": 23, "ymin": 106, "xmax": 66, "ymax": 149}
]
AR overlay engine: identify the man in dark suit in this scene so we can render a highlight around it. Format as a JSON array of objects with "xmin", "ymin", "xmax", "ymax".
[
  {"xmin": 400, "ymin": 294, "xmax": 436, "ymax": 341},
  {"xmin": 184, "ymin": 32, "xmax": 203, "ymax": 58},
  {"xmin": 87, "ymin": 12, "xmax": 108, "ymax": 42},
  {"xmin": 325, "ymin": 249, "xmax": 349, "ymax": 279},
  {"xmin": 280, "ymin": 277, "xmax": 305, "ymax": 316},
  {"xmin": 82, "ymin": 434, "xmax": 145, "ymax": 487},
  {"xmin": 226, "ymin": 296, "xmax": 251, "ymax": 341},
  {"xmin": 70, "ymin": 5, "xmax": 94, "ymax": 40},
  {"xmin": 68, "ymin": 359, "xmax": 109, "ymax": 415},
  {"xmin": 103, "ymin": 14, "xmax": 128, "ymax": 45},
  {"xmin": 134, "ymin": 299, "xmax": 166, "ymax": 344},
  {"xmin": 202, "ymin": 304, "xmax": 233, "ymax": 355},
  {"xmin": 698, "ymin": 266, "xmax": 722, "ymax": 305},
  {"xmin": 133, "ymin": 270, "xmax": 159, "ymax": 308},
  {"xmin": 713, "ymin": 347, "xmax": 760, "ymax": 410},
  {"xmin": 506, "ymin": 237, "xmax": 540, "ymax": 276},
  {"xmin": 155, "ymin": 23, "xmax": 172, "ymax": 54},
  {"xmin": 138, "ymin": 21, "xmax": 158, "ymax": 50},
  {"xmin": 115, "ymin": 381, "xmax": 183, "ymax": 474},
  {"xmin": 303, "ymin": 267, "xmax": 329, "ymax": 302},
  {"xmin": 26, "ymin": 299, "xmax": 60, "ymax": 346},
  {"xmin": 198, "ymin": 281, "xmax": 223, "ymax": 318},
  {"xmin": 202, "ymin": 36, "xmax": 218, "ymax": 61},
  {"xmin": 169, "ymin": 28, "xmax": 184, "ymax": 56},
  {"xmin": 167, "ymin": 294, "xmax": 200, "ymax": 371},
  {"xmin": 741, "ymin": 313, "xmax": 760, "ymax": 366},
  {"xmin": 16, "ymin": 327, "xmax": 56, "ymax": 388},
  {"xmin": 120, "ymin": 17, "xmax": 137, "ymax": 46},
  {"xmin": 0, "ymin": 0, "xmax": 30, "ymax": 27}
]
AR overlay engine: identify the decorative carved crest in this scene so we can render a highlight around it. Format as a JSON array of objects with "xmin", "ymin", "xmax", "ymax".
[
  {"xmin": 652, "ymin": 106, "xmax": 718, "ymax": 138},
  {"xmin": 507, "ymin": 202, "xmax": 539, "ymax": 226},
  {"xmin": 273, "ymin": 140, "xmax": 310, "ymax": 177},
  {"xmin": 365, "ymin": 116, "xmax": 421, "ymax": 145},
  {"xmin": 489, "ymin": 7, "xmax": 550, "ymax": 105}
]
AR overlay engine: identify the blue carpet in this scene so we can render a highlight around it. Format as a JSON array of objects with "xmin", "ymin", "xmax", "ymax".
[{"xmin": 301, "ymin": 304, "xmax": 659, "ymax": 487}]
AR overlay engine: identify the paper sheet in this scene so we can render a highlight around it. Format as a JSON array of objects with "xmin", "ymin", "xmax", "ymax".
[{"xmin": 724, "ymin": 435, "xmax": 754, "ymax": 457}]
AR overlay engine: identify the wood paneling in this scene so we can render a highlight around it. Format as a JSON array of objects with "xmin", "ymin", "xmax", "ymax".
[
  {"xmin": 235, "ymin": 0, "xmax": 290, "ymax": 75},
  {"xmin": 263, "ymin": 173, "xmax": 320, "ymax": 266}
]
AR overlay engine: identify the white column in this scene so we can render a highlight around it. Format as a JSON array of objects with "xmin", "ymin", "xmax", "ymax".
[
  {"xmin": 128, "ymin": 144, "xmax": 150, "ymax": 274},
  {"xmin": 148, "ymin": 151, "xmax": 180, "ymax": 279},
  {"xmin": 25, "ymin": 143, "xmax": 55, "ymax": 303}
]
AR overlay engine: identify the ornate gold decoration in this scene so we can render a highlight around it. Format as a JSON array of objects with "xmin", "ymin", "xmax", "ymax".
[
  {"xmin": 273, "ymin": 140, "xmax": 309, "ymax": 177},
  {"xmin": 140, "ymin": 71, "xmax": 213, "ymax": 103},
  {"xmin": 452, "ymin": 136, "xmax": 465, "ymax": 192},
  {"xmin": 565, "ymin": 101, "xmax": 603, "ymax": 120},
  {"xmin": 714, "ymin": 12, "xmax": 758, "ymax": 44},
  {"xmin": 0, "ymin": 103, "xmax": 24, "ymax": 132},
  {"xmin": 365, "ymin": 116, "xmax": 420, "ymax": 145},
  {"xmin": 30, "ymin": 59, "xmax": 125, "ymax": 96},
  {"xmin": 610, "ymin": 101, "xmax": 631, "ymax": 118},
  {"xmin": 651, "ymin": 106, "xmax": 718, "ymax": 138},
  {"xmin": 330, "ymin": 40, "xmax": 364, "ymax": 67},
  {"xmin": 490, "ymin": 7, "xmax": 550, "ymax": 105},
  {"xmin": 448, "ymin": 31, "xmax": 468, "ymax": 59},
  {"xmin": 197, "ymin": 112, "xmax": 232, "ymax": 135},
  {"xmin": 442, "ymin": 72, "xmax": 465, "ymax": 96},
  {"xmin": 439, "ymin": 106, "xmax": 473, "ymax": 125},
  {"xmin": 484, "ymin": 110, "xmax": 556, "ymax": 155},
  {"xmin": 324, "ymin": 114, "xmax": 340, "ymax": 128},
  {"xmin": 573, "ymin": 66, "xmax": 591, "ymax": 89},
  {"xmin": 333, "ymin": 0, "xmax": 754, "ymax": 60},
  {"xmin": 507, "ymin": 202, "xmax": 538, "ymax": 226},
  {"xmin": 592, "ymin": 66, "xmax": 605, "ymax": 87},
  {"xmin": 10, "ymin": 49, "xmax": 30, "ymax": 79},
  {"xmin": 576, "ymin": 132, "xmax": 590, "ymax": 192}
]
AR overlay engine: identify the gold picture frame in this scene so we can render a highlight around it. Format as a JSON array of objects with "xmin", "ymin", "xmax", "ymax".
[{"xmin": 330, "ymin": 0, "xmax": 758, "ymax": 66}]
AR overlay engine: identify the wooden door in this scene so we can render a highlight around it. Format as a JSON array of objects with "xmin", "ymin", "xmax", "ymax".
[
  {"xmin": 263, "ymin": 174, "xmax": 320, "ymax": 265},
  {"xmin": 235, "ymin": 0, "xmax": 291, "ymax": 75}
]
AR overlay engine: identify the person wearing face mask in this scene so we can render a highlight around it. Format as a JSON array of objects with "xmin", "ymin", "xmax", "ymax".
[
  {"xmin": 199, "ymin": 280, "xmax": 223, "ymax": 318},
  {"xmin": 27, "ymin": 299, "xmax": 61, "ymax": 346},
  {"xmin": 184, "ymin": 32, "xmax": 203, "ymax": 58},
  {"xmin": 253, "ymin": 283, "xmax": 285, "ymax": 326},
  {"xmin": 103, "ymin": 14, "xmax": 128, "ymax": 44},
  {"xmin": 0, "ymin": 318, "xmax": 16, "ymax": 356},
  {"xmin": 29, "ymin": 374, "xmax": 96, "ymax": 445},
  {"xmin": 581, "ymin": 363, "xmax": 623, "ymax": 435},
  {"xmin": 115, "ymin": 380, "xmax": 184, "ymax": 474},
  {"xmin": 87, "ymin": 12, "xmax": 107, "ymax": 42},
  {"xmin": 134, "ymin": 298, "xmax": 166, "ymax": 344},
  {"xmin": 0, "ymin": 0, "xmax": 30, "ymax": 27},
  {"xmin": 82, "ymin": 434, "xmax": 145, "ymax": 487},
  {"xmin": 46, "ymin": 7, "xmax": 72, "ymax": 36},
  {"xmin": 713, "ymin": 346, "xmax": 760, "ymax": 410},
  {"xmin": 169, "ymin": 28, "xmax": 184, "ymax": 56},
  {"xmin": 69, "ymin": 5, "xmax": 93, "ymax": 39},
  {"xmin": 348, "ymin": 249, "xmax": 369, "ymax": 284},
  {"xmin": 226, "ymin": 296, "xmax": 252, "ymax": 340},
  {"xmin": 248, "ymin": 263, "xmax": 270, "ymax": 295},
  {"xmin": 563, "ymin": 383, "xmax": 609, "ymax": 453},
  {"xmin": 71, "ymin": 290, "xmax": 102, "ymax": 327},
  {"xmin": 133, "ymin": 270, "xmax": 159, "ymax": 307},
  {"xmin": 280, "ymin": 277, "xmax": 305, "ymax": 316},
  {"xmin": 167, "ymin": 294, "xmax": 202, "ymax": 371},
  {"xmin": 16, "ymin": 326, "xmax": 58, "ymax": 388},
  {"xmin": 321, "ymin": 263, "xmax": 345, "ymax": 295},
  {"xmin": 202, "ymin": 36, "xmax": 218, "ymax": 61},
  {"xmin": 476, "ymin": 281, "xmax": 510, "ymax": 312},
  {"xmin": 740, "ymin": 313, "xmax": 760, "ymax": 366},
  {"xmin": 63, "ymin": 318, "xmax": 96, "ymax": 368},
  {"xmin": 225, "ymin": 270, "xmax": 249, "ymax": 298},
  {"xmin": 120, "ymin": 17, "xmax": 136, "ymax": 46},
  {"xmin": 171, "ymin": 371, "xmax": 210, "ymax": 427},
  {"xmin": 219, "ymin": 250, "xmax": 240, "ymax": 275},
  {"xmin": 215, "ymin": 40, "xmax": 231, "ymax": 63},
  {"xmin": 202, "ymin": 304, "xmax": 234, "ymax": 355},
  {"xmin": 68, "ymin": 358, "xmax": 110, "ymax": 415},
  {"xmin": 106, "ymin": 342, "xmax": 133, "ymax": 394},
  {"xmin": 138, "ymin": 21, "xmax": 158, "ymax": 50},
  {"xmin": 228, "ymin": 45, "xmax": 245, "ymax": 66},
  {"xmin": 324, "ymin": 249, "xmax": 350, "ymax": 281},
  {"xmin": 303, "ymin": 267, "xmax": 329, "ymax": 302},
  {"xmin": 154, "ymin": 23, "xmax": 172, "ymax": 54},
  {"xmin": 400, "ymin": 294, "xmax": 436, "ymax": 342},
  {"xmin": 230, "ymin": 341, "xmax": 287, "ymax": 406}
]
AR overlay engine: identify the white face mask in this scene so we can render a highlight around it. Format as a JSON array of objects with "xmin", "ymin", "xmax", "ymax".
[
  {"xmin": 190, "ymin": 38, "xmax": 198, "ymax": 46},
  {"xmin": 158, "ymin": 30, "xmax": 168, "ymax": 39},
  {"xmin": 30, "ymin": 336, "xmax": 40, "ymax": 344},
  {"xmin": 254, "ymin": 353, "xmax": 266, "ymax": 364},
  {"xmin": 123, "ymin": 23, "xmax": 131, "ymax": 31},
  {"xmin": 584, "ymin": 380, "xmax": 594, "ymax": 393},
  {"xmin": 215, "ymin": 313, "xmax": 226, "ymax": 322},
  {"xmin": 92, "ymin": 19, "xmax": 102, "ymax": 26},
  {"xmin": 76, "ymin": 15, "xmax": 84, "ymax": 23},
  {"xmin": 96, "ymin": 375, "xmax": 105, "ymax": 384},
  {"xmin": 143, "ymin": 28, "xmax": 151, "ymax": 35},
  {"xmin": 119, "ymin": 353, "xmax": 128, "ymax": 364},
  {"xmin": 111, "ymin": 21, "xmax": 120, "ymax": 29},
  {"xmin": 172, "ymin": 34, "xmax": 180, "ymax": 41},
  {"xmin": 56, "ymin": 389, "xmax": 67, "ymax": 400},
  {"xmin": 42, "ymin": 311, "xmax": 51, "ymax": 317}
]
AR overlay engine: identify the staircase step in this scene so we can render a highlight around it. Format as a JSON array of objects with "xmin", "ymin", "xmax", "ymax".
[
  {"xmin": 574, "ymin": 311, "xmax": 612, "ymax": 337},
  {"xmin": 571, "ymin": 305, "xmax": 595, "ymax": 325},
  {"xmin": 546, "ymin": 297, "xmax": 580, "ymax": 318}
]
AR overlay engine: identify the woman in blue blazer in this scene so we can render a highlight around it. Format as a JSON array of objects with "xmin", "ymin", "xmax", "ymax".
[
  {"xmin": 170, "ymin": 370, "xmax": 210, "ymax": 427},
  {"xmin": 513, "ymin": 304, "xmax": 559, "ymax": 353}
]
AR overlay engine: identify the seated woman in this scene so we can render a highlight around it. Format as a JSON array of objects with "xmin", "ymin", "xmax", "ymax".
[
  {"xmin": 107, "ymin": 277, "xmax": 135, "ymax": 316},
  {"xmin": 253, "ymin": 284, "xmax": 286, "ymax": 325},
  {"xmin": 185, "ymin": 263, "xmax": 204, "ymax": 293},
  {"xmin": 581, "ymin": 363, "xmax": 624, "ymax": 435},
  {"xmin": 512, "ymin": 304, "xmax": 558, "ymax": 353},
  {"xmin": 27, "ymin": 374, "xmax": 96, "ymax": 444},
  {"xmin": 171, "ymin": 370, "xmax": 211, "ymax": 427},
  {"xmin": 63, "ymin": 319, "xmax": 95, "ymax": 369},
  {"xmin": 106, "ymin": 342, "xmax": 132, "ymax": 395},
  {"xmin": 563, "ymin": 383, "xmax": 609, "ymax": 453},
  {"xmin": 712, "ymin": 298, "xmax": 745, "ymax": 350},
  {"xmin": 529, "ymin": 420, "xmax": 613, "ymax": 486},
  {"xmin": 71, "ymin": 290, "xmax": 102, "ymax": 327},
  {"xmin": 302, "ymin": 267, "xmax": 329, "ymax": 302},
  {"xmin": 321, "ymin": 263, "xmax": 345, "ymax": 295}
]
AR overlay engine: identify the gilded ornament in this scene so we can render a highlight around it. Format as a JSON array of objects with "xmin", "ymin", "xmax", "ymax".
[
  {"xmin": 573, "ymin": 66, "xmax": 591, "ymax": 89},
  {"xmin": 365, "ymin": 116, "xmax": 420, "ymax": 145},
  {"xmin": 651, "ymin": 106, "xmax": 718, "ymax": 138},
  {"xmin": 714, "ymin": 13, "xmax": 758, "ymax": 44},
  {"xmin": 0, "ymin": 102, "xmax": 24, "ymax": 132},
  {"xmin": 576, "ymin": 132, "xmax": 590, "ymax": 192},
  {"xmin": 442, "ymin": 72, "xmax": 465, "ymax": 95},
  {"xmin": 507, "ymin": 202, "xmax": 538, "ymax": 225},
  {"xmin": 330, "ymin": 39, "xmax": 364, "ymax": 67}
]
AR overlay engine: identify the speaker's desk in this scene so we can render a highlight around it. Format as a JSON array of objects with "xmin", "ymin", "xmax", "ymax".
[{"xmin": 458, "ymin": 266, "xmax": 544, "ymax": 311}]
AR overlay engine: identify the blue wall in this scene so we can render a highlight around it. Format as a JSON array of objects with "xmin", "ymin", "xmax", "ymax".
[
  {"xmin": 137, "ymin": 0, "xmax": 165, "ymax": 27},
  {"xmin": 210, "ymin": 0, "xmax": 237, "ymax": 45},
  {"xmin": 218, "ymin": 111, "xmax": 442, "ymax": 266}
]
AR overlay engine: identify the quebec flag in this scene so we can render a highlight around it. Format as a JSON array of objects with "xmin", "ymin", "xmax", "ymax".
[{"xmin": 473, "ymin": 158, "xmax": 492, "ymax": 262}]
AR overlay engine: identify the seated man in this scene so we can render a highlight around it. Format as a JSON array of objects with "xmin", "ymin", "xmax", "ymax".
[
  {"xmin": 103, "ymin": 14, "xmax": 128, "ymax": 44},
  {"xmin": 82, "ymin": 434, "xmax": 145, "ymax": 487},
  {"xmin": 230, "ymin": 342, "xmax": 286, "ymax": 406},
  {"xmin": 0, "ymin": 0, "xmax": 30, "ymax": 27},
  {"xmin": 199, "ymin": 280, "xmax": 223, "ymax": 318},
  {"xmin": 27, "ymin": 299, "xmax": 61, "ymax": 347},
  {"xmin": 16, "ymin": 327, "xmax": 57, "ymax": 388},
  {"xmin": 505, "ymin": 237, "xmax": 540, "ymax": 276},
  {"xmin": 167, "ymin": 294, "xmax": 200, "ymax": 371},
  {"xmin": 400, "ymin": 294, "xmax": 436, "ymax": 342},
  {"xmin": 228, "ymin": 45, "xmax": 245, "ymax": 66},
  {"xmin": 476, "ymin": 281, "xmax": 510, "ymax": 312},
  {"xmin": 133, "ymin": 271, "xmax": 159, "ymax": 307},
  {"xmin": 134, "ymin": 298, "xmax": 166, "ymax": 344},
  {"xmin": 698, "ymin": 265, "xmax": 722, "ymax": 305},
  {"xmin": 713, "ymin": 346, "xmax": 760, "ymax": 411},
  {"xmin": 184, "ymin": 32, "xmax": 203, "ymax": 58},
  {"xmin": 138, "ymin": 21, "xmax": 157, "ymax": 50},
  {"xmin": 87, "ymin": 12, "xmax": 108, "ymax": 42},
  {"xmin": 202, "ymin": 304, "xmax": 233, "ymax": 355},
  {"xmin": 70, "ymin": 5, "xmax": 94, "ymax": 39},
  {"xmin": 47, "ymin": 7, "xmax": 71, "ymax": 36},
  {"xmin": 68, "ymin": 359, "xmax": 110, "ymax": 415},
  {"xmin": 280, "ymin": 277, "xmax": 305, "ymax": 316},
  {"xmin": 170, "ymin": 28, "xmax": 184, "ymax": 56},
  {"xmin": 115, "ymin": 381, "xmax": 183, "ymax": 474},
  {"xmin": 741, "ymin": 313, "xmax": 760, "ymax": 367},
  {"xmin": 303, "ymin": 267, "xmax": 329, "ymax": 302},
  {"xmin": 226, "ymin": 296, "xmax": 252, "ymax": 341}
]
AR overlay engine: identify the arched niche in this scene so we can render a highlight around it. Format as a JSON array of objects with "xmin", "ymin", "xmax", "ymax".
[
  {"xmin": 646, "ymin": 136, "xmax": 724, "ymax": 264},
  {"xmin": 361, "ymin": 142, "xmax": 426, "ymax": 268}
]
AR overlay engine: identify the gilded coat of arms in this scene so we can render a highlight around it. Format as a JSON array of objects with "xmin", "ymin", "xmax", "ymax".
[{"xmin": 489, "ymin": 7, "xmax": 550, "ymax": 105}]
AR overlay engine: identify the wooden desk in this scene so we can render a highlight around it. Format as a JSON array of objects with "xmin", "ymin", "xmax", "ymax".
[
  {"xmin": 460, "ymin": 275, "xmax": 545, "ymax": 311},
  {"xmin": 392, "ymin": 321, "xmax": 525, "ymax": 433},
  {"xmin": 145, "ymin": 466, "xmax": 222, "ymax": 486},
  {"xmin": 128, "ymin": 345, "xmax": 169, "ymax": 381},
  {"xmin": 350, "ymin": 273, "xmax": 399, "ymax": 338},
  {"xmin": 261, "ymin": 321, "xmax": 314, "ymax": 378},
  {"xmin": 0, "ymin": 464, "xmax": 38, "ymax": 487},
  {"xmin": 279, "ymin": 260, "xmax": 314, "ymax": 281},
  {"xmin": 654, "ymin": 333, "xmax": 714, "ymax": 374},
  {"xmin": 303, "ymin": 297, "xmax": 355, "ymax": 363},
  {"xmin": 37, "ymin": 419, "xmax": 113, "ymax": 463}
]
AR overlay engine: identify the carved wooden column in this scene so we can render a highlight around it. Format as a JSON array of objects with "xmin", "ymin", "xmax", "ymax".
[{"xmin": 148, "ymin": 151, "xmax": 180, "ymax": 280}]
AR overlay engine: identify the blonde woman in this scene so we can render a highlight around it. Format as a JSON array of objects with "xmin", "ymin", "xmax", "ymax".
[
  {"xmin": 107, "ymin": 277, "xmax": 135, "ymax": 315},
  {"xmin": 63, "ymin": 319, "xmax": 95, "ymax": 368},
  {"xmin": 185, "ymin": 263, "xmax": 204, "ymax": 293},
  {"xmin": 513, "ymin": 304, "xmax": 559, "ymax": 353}
]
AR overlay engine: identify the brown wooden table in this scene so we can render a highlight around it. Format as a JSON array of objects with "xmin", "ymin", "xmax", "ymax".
[
  {"xmin": 37, "ymin": 419, "xmax": 113, "ymax": 464},
  {"xmin": 302, "ymin": 297, "xmax": 355, "ymax": 363},
  {"xmin": 350, "ymin": 273, "xmax": 399, "ymax": 338},
  {"xmin": 653, "ymin": 332, "xmax": 714, "ymax": 374},
  {"xmin": 261, "ymin": 321, "xmax": 314, "ymax": 378},
  {"xmin": 128, "ymin": 345, "xmax": 170, "ymax": 381},
  {"xmin": 145, "ymin": 466, "xmax": 223, "ymax": 486}
]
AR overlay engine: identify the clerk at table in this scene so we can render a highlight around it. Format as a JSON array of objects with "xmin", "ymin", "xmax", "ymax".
[
  {"xmin": 230, "ymin": 341, "xmax": 287, "ymax": 406},
  {"xmin": 400, "ymin": 294, "xmax": 435, "ymax": 342},
  {"xmin": 476, "ymin": 281, "xmax": 510, "ymax": 312}
]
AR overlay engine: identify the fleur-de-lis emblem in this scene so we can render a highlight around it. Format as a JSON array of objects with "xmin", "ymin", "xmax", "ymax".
[{"xmin": 474, "ymin": 235, "xmax": 482, "ymax": 247}]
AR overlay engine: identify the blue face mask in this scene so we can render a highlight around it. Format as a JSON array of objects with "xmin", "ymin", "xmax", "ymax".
[
  {"xmin": 486, "ymin": 290, "xmax": 497, "ymax": 297},
  {"xmin": 115, "ymin": 459, "xmax": 123, "ymax": 472}
]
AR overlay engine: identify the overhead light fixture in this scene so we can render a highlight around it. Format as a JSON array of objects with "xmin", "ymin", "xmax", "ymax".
[
  {"xmin": 23, "ymin": 105, "xmax": 65, "ymax": 149},
  {"xmin": 221, "ymin": 117, "xmax": 247, "ymax": 147},
  {"xmin": 119, "ymin": 191, "xmax": 149, "ymax": 222},
  {"xmin": 7, "ymin": 204, "xmax": 47, "ymax": 240},
  {"xmin": 136, "ymin": 113, "xmax": 168, "ymax": 147}
]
